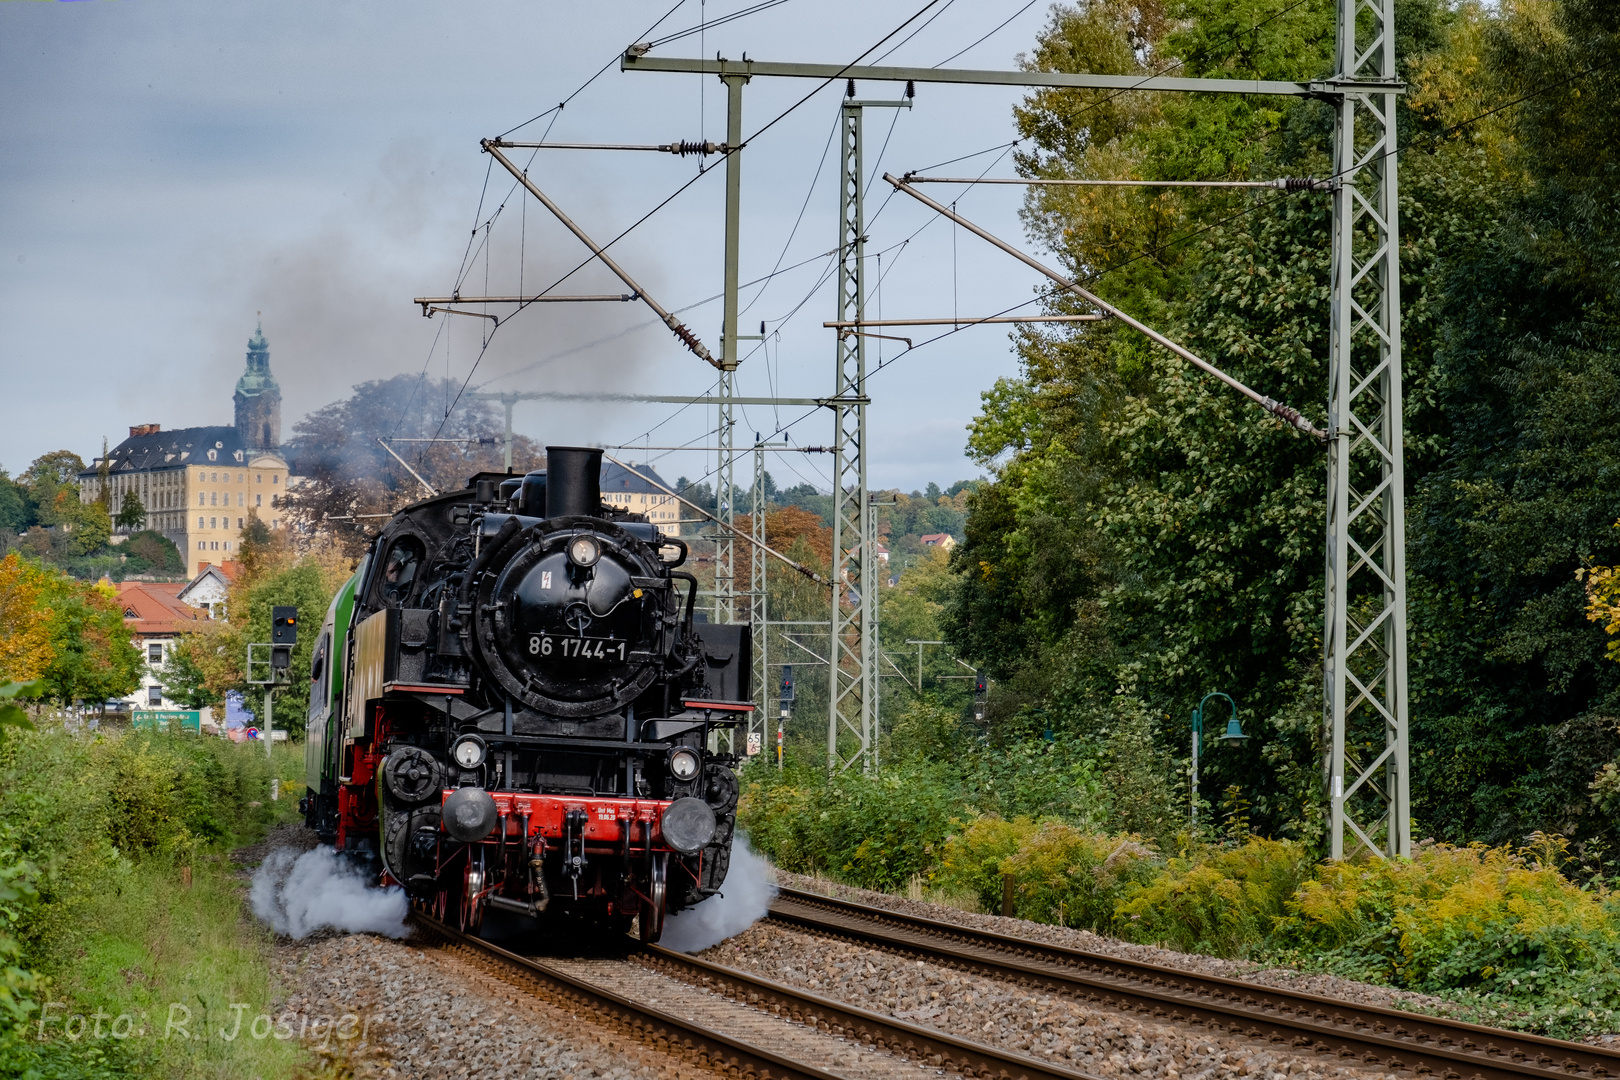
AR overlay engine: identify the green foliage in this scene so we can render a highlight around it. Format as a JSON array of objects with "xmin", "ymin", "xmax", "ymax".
[
  {"xmin": 0, "ymin": 470, "xmax": 35, "ymax": 534},
  {"xmin": 741, "ymin": 760, "xmax": 968, "ymax": 891},
  {"xmin": 115, "ymin": 491, "xmax": 146, "ymax": 531},
  {"xmin": 1274, "ymin": 836, "xmax": 1620, "ymax": 1037},
  {"xmin": 0, "ymin": 681, "xmax": 41, "ymax": 745},
  {"xmin": 991, "ymin": 822, "xmax": 1159, "ymax": 930},
  {"xmin": 936, "ymin": 817, "xmax": 1043, "ymax": 912},
  {"xmin": 123, "ymin": 530, "xmax": 184, "ymax": 577},
  {"xmin": 0, "ymin": 727, "xmax": 303, "ymax": 1077},
  {"xmin": 34, "ymin": 574, "xmax": 142, "ymax": 705},
  {"xmin": 1115, "ymin": 836, "xmax": 1312, "ymax": 956}
]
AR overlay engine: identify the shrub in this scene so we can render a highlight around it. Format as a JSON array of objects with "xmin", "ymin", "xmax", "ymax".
[
  {"xmin": 937, "ymin": 816, "xmax": 1042, "ymax": 912},
  {"xmin": 1114, "ymin": 836, "xmax": 1313, "ymax": 956},
  {"xmin": 997, "ymin": 823, "xmax": 1159, "ymax": 929},
  {"xmin": 740, "ymin": 760, "xmax": 969, "ymax": 891},
  {"xmin": 1275, "ymin": 836, "xmax": 1620, "ymax": 1037}
]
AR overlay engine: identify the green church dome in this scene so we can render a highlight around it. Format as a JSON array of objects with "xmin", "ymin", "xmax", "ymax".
[{"xmin": 236, "ymin": 319, "xmax": 280, "ymax": 398}]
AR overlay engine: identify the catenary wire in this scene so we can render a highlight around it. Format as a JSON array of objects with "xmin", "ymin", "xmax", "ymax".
[
  {"xmin": 428, "ymin": 0, "xmax": 957, "ymax": 445},
  {"xmin": 934, "ymin": 0, "xmax": 1041, "ymax": 68}
]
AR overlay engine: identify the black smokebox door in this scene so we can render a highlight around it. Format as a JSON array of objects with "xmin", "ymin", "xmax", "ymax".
[{"xmin": 545, "ymin": 446, "xmax": 603, "ymax": 519}]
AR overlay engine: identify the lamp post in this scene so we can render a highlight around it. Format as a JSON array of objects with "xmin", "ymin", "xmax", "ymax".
[{"xmin": 1190, "ymin": 692, "xmax": 1246, "ymax": 827}]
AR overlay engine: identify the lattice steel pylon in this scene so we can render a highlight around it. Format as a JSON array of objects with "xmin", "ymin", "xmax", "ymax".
[
  {"xmin": 713, "ymin": 74, "xmax": 748, "ymax": 628},
  {"xmin": 827, "ymin": 99, "xmax": 875, "ymax": 775},
  {"xmin": 1324, "ymin": 0, "xmax": 1410, "ymax": 859},
  {"xmin": 750, "ymin": 437, "xmax": 770, "ymax": 749}
]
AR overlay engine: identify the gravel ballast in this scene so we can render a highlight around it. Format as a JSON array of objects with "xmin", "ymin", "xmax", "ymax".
[
  {"xmin": 694, "ymin": 921, "xmax": 1400, "ymax": 1080},
  {"xmin": 776, "ymin": 872, "xmax": 1455, "ymax": 1015}
]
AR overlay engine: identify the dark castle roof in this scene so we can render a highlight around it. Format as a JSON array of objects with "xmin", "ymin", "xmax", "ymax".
[
  {"xmin": 600, "ymin": 460, "xmax": 671, "ymax": 495},
  {"xmin": 78, "ymin": 426, "xmax": 271, "ymax": 479}
]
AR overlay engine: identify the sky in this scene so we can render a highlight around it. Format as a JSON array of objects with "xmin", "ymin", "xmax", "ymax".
[{"xmin": 0, "ymin": 0, "xmax": 1062, "ymax": 494}]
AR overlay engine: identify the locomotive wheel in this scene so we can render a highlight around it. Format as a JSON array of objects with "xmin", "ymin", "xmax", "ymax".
[
  {"xmin": 640, "ymin": 853, "xmax": 667, "ymax": 945},
  {"xmin": 461, "ymin": 855, "xmax": 486, "ymax": 934}
]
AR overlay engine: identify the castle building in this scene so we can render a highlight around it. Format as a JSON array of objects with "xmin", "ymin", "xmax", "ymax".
[
  {"xmin": 80, "ymin": 323, "xmax": 290, "ymax": 576},
  {"xmin": 600, "ymin": 461, "xmax": 679, "ymax": 523}
]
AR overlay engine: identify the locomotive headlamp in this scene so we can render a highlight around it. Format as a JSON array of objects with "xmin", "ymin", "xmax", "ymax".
[
  {"xmin": 668, "ymin": 747, "xmax": 701, "ymax": 781},
  {"xmin": 566, "ymin": 535, "xmax": 601, "ymax": 568},
  {"xmin": 451, "ymin": 734, "xmax": 487, "ymax": 770}
]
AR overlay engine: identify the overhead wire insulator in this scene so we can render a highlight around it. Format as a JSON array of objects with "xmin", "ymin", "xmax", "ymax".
[
  {"xmin": 905, "ymin": 79, "xmax": 915, "ymax": 99},
  {"xmin": 1276, "ymin": 176, "xmax": 1334, "ymax": 192},
  {"xmin": 846, "ymin": 78, "xmax": 856, "ymax": 99},
  {"xmin": 661, "ymin": 140, "xmax": 726, "ymax": 157}
]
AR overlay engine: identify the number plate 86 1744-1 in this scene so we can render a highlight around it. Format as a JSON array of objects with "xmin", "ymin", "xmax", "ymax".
[{"xmin": 528, "ymin": 634, "xmax": 627, "ymax": 663}]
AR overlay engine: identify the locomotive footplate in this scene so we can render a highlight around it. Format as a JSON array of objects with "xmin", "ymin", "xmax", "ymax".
[{"xmin": 453, "ymin": 791, "xmax": 674, "ymax": 851}]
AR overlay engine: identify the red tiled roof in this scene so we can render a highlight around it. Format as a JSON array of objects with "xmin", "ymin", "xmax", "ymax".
[
  {"xmin": 919, "ymin": 533, "xmax": 954, "ymax": 544},
  {"xmin": 116, "ymin": 581, "xmax": 203, "ymax": 636},
  {"xmin": 195, "ymin": 560, "xmax": 242, "ymax": 583}
]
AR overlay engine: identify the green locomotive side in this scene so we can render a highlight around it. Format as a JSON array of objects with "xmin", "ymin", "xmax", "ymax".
[{"xmin": 304, "ymin": 566, "xmax": 363, "ymax": 800}]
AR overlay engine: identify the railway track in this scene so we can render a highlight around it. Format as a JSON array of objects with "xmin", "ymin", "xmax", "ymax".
[
  {"xmin": 768, "ymin": 886, "xmax": 1620, "ymax": 1080},
  {"xmin": 410, "ymin": 908, "xmax": 1101, "ymax": 1080}
]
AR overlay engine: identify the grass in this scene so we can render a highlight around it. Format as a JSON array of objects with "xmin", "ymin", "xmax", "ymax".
[{"xmin": 1, "ymin": 728, "xmax": 325, "ymax": 1079}]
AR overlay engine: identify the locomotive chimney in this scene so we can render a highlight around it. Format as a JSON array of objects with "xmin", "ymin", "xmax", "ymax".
[{"xmin": 544, "ymin": 446, "xmax": 603, "ymax": 518}]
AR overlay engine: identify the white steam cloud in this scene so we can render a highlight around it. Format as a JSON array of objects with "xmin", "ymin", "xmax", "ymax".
[
  {"xmin": 659, "ymin": 835, "xmax": 777, "ymax": 953},
  {"xmin": 250, "ymin": 846, "xmax": 410, "ymax": 940}
]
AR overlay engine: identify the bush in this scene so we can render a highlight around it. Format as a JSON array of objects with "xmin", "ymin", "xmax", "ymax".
[
  {"xmin": 998, "ymin": 823, "xmax": 1159, "ymax": 930},
  {"xmin": 937, "ymin": 817, "xmax": 1042, "ymax": 912},
  {"xmin": 1275, "ymin": 836, "xmax": 1620, "ymax": 1038},
  {"xmin": 740, "ymin": 760, "xmax": 969, "ymax": 891},
  {"xmin": 1114, "ymin": 836, "xmax": 1313, "ymax": 956}
]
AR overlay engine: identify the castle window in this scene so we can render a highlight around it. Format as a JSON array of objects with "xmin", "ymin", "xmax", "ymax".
[
  {"xmin": 197, "ymin": 516, "xmax": 205, "ymax": 528},
  {"xmin": 237, "ymin": 518, "xmax": 243, "ymax": 529},
  {"xmin": 210, "ymin": 517, "xmax": 217, "ymax": 529},
  {"xmin": 273, "ymin": 475, "xmax": 280, "ymax": 484},
  {"xmin": 197, "ymin": 540, "xmax": 204, "ymax": 550},
  {"xmin": 237, "ymin": 493, "xmax": 243, "ymax": 507},
  {"xmin": 223, "ymin": 541, "xmax": 230, "ymax": 551},
  {"xmin": 198, "ymin": 493, "xmax": 204, "ymax": 506},
  {"xmin": 207, "ymin": 450, "xmax": 217, "ymax": 461},
  {"xmin": 256, "ymin": 474, "xmax": 262, "ymax": 483},
  {"xmin": 237, "ymin": 473, "xmax": 244, "ymax": 482},
  {"xmin": 255, "ymin": 494, "xmax": 261, "ymax": 507},
  {"xmin": 209, "ymin": 492, "xmax": 216, "ymax": 506}
]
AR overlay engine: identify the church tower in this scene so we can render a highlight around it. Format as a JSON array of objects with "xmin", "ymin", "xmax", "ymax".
[{"xmin": 234, "ymin": 318, "xmax": 282, "ymax": 450}]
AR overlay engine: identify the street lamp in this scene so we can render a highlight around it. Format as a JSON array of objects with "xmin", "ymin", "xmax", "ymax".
[{"xmin": 1190, "ymin": 691, "xmax": 1246, "ymax": 827}]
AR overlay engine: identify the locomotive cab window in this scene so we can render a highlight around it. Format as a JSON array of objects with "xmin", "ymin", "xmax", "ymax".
[
  {"xmin": 308, "ymin": 632, "xmax": 330, "ymax": 715},
  {"xmin": 379, "ymin": 536, "xmax": 424, "ymax": 607}
]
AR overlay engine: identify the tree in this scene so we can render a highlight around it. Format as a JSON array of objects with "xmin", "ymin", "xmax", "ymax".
[
  {"xmin": 32, "ymin": 573, "xmax": 139, "ymax": 704},
  {"xmin": 115, "ymin": 491, "xmax": 146, "ymax": 532},
  {"xmin": 0, "ymin": 471, "xmax": 34, "ymax": 533},
  {"xmin": 280, "ymin": 375, "xmax": 537, "ymax": 558},
  {"xmin": 944, "ymin": 0, "xmax": 1482, "ymax": 843},
  {"xmin": 19, "ymin": 452, "xmax": 85, "ymax": 528},
  {"xmin": 0, "ymin": 556, "xmax": 53, "ymax": 683},
  {"xmin": 124, "ymin": 531, "xmax": 182, "ymax": 577}
]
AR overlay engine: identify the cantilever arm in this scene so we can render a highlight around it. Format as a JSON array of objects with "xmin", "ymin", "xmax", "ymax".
[
  {"xmin": 483, "ymin": 141, "xmax": 720, "ymax": 371},
  {"xmin": 882, "ymin": 174, "xmax": 1326, "ymax": 440}
]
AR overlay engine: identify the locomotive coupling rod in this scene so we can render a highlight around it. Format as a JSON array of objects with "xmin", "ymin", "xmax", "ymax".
[
  {"xmin": 884, "ymin": 174, "xmax": 1327, "ymax": 441},
  {"xmin": 482, "ymin": 140, "xmax": 720, "ymax": 370},
  {"xmin": 602, "ymin": 452, "xmax": 831, "ymax": 589}
]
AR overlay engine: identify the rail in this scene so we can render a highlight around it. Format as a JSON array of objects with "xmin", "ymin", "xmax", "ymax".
[
  {"xmin": 411, "ymin": 908, "xmax": 1100, "ymax": 1080},
  {"xmin": 770, "ymin": 887, "xmax": 1620, "ymax": 1080}
]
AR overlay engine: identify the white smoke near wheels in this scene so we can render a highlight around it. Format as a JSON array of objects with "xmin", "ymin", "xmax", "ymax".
[
  {"xmin": 658, "ymin": 835, "xmax": 777, "ymax": 953},
  {"xmin": 250, "ymin": 845, "xmax": 409, "ymax": 940}
]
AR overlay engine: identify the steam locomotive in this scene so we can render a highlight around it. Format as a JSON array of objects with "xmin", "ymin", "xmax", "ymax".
[{"xmin": 299, "ymin": 447, "xmax": 750, "ymax": 942}]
